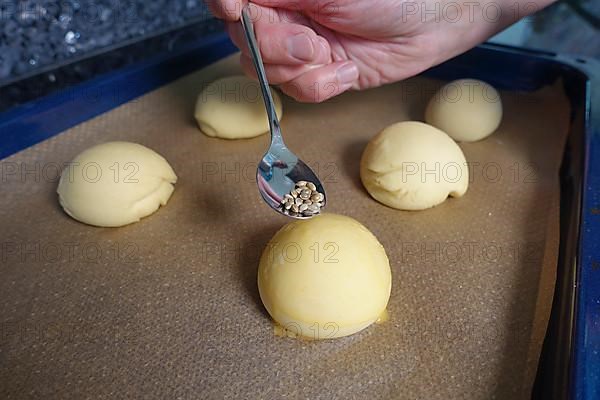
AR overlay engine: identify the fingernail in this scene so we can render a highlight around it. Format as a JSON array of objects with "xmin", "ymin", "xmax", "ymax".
[
  {"xmin": 336, "ymin": 63, "xmax": 359, "ymax": 85},
  {"xmin": 317, "ymin": 36, "xmax": 330, "ymax": 57},
  {"xmin": 287, "ymin": 34, "xmax": 315, "ymax": 61}
]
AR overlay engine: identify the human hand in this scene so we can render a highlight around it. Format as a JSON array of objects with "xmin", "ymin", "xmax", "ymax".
[{"xmin": 208, "ymin": 0, "xmax": 554, "ymax": 102}]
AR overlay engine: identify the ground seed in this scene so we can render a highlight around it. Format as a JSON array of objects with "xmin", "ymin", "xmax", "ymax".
[
  {"xmin": 300, "ymin": 189, "xmax": 311, "ymax": 199},
  {"xmin": 308, "ymin": 204, "xmax": 320, "ymax": 213},
  {"xmin": 310, "ymin": 193, "xmax": 324, "ymax": 202}
]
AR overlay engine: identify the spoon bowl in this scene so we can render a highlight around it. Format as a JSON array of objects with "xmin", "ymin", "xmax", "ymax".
[{"xmin": 257, "ymin": 144, "xmax": 327, "ymax": 219}]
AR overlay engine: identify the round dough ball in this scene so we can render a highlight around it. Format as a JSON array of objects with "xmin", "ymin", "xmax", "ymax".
[
  {"xmin": 57, "ymin": 141, "xmax": 177, "ymax": 227},
  {"xmin": 425, "ymin": 79, "xmax": 502, "ymax": 142},
  {"xmin": 360, "ymin": 121, "xmax": 468, "ymax": 210},
  {"xmin": 194, "ymin": 75, "xmax": 283, "ymax": 139},
  {"xmin": 258, "ymin": 213, "xmax": 391, "ymax": 339}
]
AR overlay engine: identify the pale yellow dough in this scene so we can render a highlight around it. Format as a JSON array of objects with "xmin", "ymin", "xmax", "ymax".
[
  {"xmin": 360, "ymin": 121, "xmax": 469, "ymax": 210},
  {"xmin": 258, "ymin": 214, "xmax": 392, "ymax": 339},
  {"xmin": 425, "ymin": 79, "xmax": 503, "ymax": 142},
  {"xmin": 194, "ymin": 75, "xmax": 283, "ymax": 139},
  {"xmin": 57, "ymin": 141, "xmax": 177, "ymax": 227}
]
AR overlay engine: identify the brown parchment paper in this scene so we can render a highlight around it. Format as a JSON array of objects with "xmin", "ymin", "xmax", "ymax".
[{"xmin": 0, "ymin": 54, "xmax": 570, "ymax": 400}]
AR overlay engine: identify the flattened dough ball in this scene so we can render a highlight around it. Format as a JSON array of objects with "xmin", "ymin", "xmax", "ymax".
[
  {"xmin": 360, "ymin": 121, "xmax": 469, "ymax": 210},
  {"xmin": 194, "ymin": 75, "xmax": 283, "ymax": 139},
  {"xmin": 425, "ymin": 79, "xmax": 502, "ymax": 142},
  {"xmin": 258, "ymin": 214, "xmax": 392, "ymax": 339},
  {"xmin": 57, "ymin": 141, "xmax": 177, "ymax": 227}
]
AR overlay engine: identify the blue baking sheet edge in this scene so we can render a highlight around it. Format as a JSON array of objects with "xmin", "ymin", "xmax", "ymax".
[
  {"xmin": 0, "ymin": 32, "xmax": 236, "ymax": 160},
  {"xmin": 574, "ymin": 76, "xmax": 600, "ymax": 400}
]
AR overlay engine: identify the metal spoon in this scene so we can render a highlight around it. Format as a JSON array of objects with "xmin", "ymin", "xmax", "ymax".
[{"xmin": 240, "ymin": 5, "xmax": 326, "ymax": 219}]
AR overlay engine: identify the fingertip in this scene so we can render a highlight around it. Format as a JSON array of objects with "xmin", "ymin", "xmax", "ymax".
[
  {"xmin": 315, "ymin": 36, "xmax": 332, "ymax": 62},
  {"xmin": 207, "ymin": 0, "xmax": 244, "ymax": 21},
  {"xmin": 335, "ymin": 61, "xmax": 359, "ymax": 88},
  {"xmin": 286, "ymin": 33, "xmax": 317, "ymax": 63},
  {"xmin": 281, "ymin": 80, "xmax": 347, "ymax": 103},
  {"xmin": 256, "ymin": 23, "xmax": 326, "ymax": 65},
  {"xmin": 281, "ymin": 61, "xmax": 358, "ymax": 103}
]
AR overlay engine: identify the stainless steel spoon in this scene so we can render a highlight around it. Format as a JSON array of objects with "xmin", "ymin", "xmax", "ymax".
[{"xmin": 240, "ymin": 5, "xmax": 326, "ymax": 219}]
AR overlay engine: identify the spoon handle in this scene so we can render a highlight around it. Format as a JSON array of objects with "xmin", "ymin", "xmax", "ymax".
[{"xmin": 240, "ymin": 5, "xmax": 284, "ymax": 146}]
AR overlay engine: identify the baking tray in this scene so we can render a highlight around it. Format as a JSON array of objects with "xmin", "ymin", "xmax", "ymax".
[{"xmin": 0, "ymin": 31, "xmax": 598, "ymax": 399}]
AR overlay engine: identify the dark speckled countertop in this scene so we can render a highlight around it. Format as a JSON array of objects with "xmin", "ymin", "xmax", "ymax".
[
  {"xmin": 0, "ymin": 0, "xmax": 213, "ymax": 83},
  {"xmin": 0, "ymin": 19, "xmax": 224, "ymax": 112}
]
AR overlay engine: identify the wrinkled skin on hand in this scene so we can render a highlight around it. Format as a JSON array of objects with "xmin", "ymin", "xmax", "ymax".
[{"xmin": 208, "ymin": 0, "xmax": 549, "ymax": 102}]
